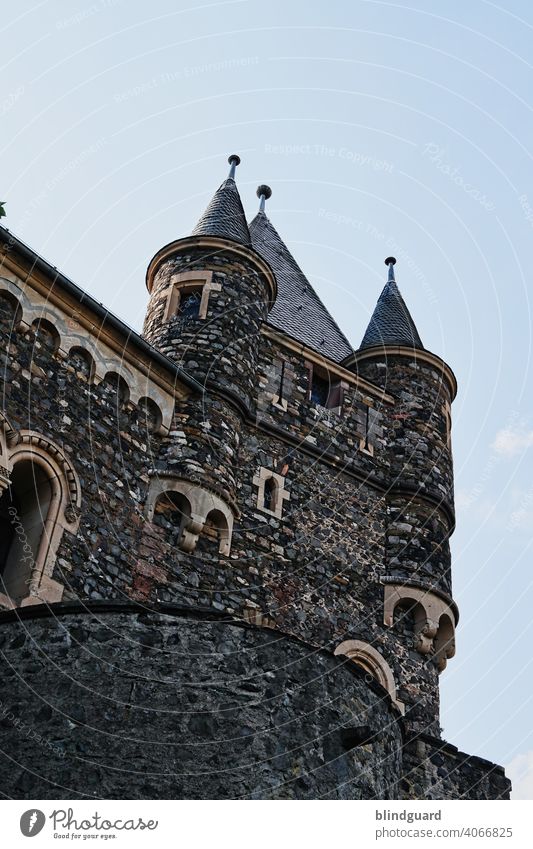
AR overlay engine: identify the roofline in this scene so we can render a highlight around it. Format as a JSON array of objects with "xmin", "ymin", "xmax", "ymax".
[
  {"xmin": 0, "ymin": 226, "xmax": 203, "ymax": 395},
  {"xmin": 345, "ymin": 345, "xmax": 457, "ymax": 401},
  {"xmin": 145, "ymin": 235, "xmax": 278, "ymax": 304}
]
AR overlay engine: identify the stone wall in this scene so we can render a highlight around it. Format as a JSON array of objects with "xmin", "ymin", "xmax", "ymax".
[
  {"xmin": 402, "ymin": 735, "xmax": 511, "ymax": 800},
  {"xmin": 143, "ymin": 245, "xmax": 271, "ymax": 410},
  {"xmin": 0, "ymin": 250, "xmax": 508, "ymax": 799},
  {"xmin": 0, "ymin": 604, "xmax": 403, "ymax": 800},
  {"xmin": 0, "ymin": 294, "xmax": 166, "ymax": 604},
  {"xmin": 0, "ymin": 284, "xmax": 450, "ymax": 736}
]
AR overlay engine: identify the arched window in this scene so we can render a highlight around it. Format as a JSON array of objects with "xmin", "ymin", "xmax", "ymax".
[
  {"xmin": 434, "ymin": 613, "xmax": 456, "ymax": 671},
  {"xmin": 0, "ymin": 461, "xmax": 52, "ymax": 603},
  {"xmin": 253, "ymin": 468, "xmax": 290, "ymax": 518},
  {"xmin": 0, "ymin": 427, "xmax": 81, "ymax": 609},
  {"xmin": 196, "ymin": 508, "xmax": 231, "ymax": 556}
]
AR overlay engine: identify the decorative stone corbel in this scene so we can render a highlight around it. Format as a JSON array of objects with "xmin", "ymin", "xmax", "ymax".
[
  {"xmin": 179, "ymin": 513, "xmax": 205, "ymax": 553},
  {"xmin": 383, "ymin": 582, "xmax": 457, "ymax": 672},
  {"xmin": 146, "ymin": 475, "xmax": 235, "ymax": 556},
  {"xmin": 413, "ymin": 618, "xmax": 439, "ymax": 655}
]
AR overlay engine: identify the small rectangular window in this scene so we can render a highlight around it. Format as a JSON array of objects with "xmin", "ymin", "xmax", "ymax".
[
  {"xmin": 311, "ymin": 373, "xmax": 330, "ymax": 406},
  {"xmin": 176, "ymin": 288, "xmax": 202, "ymax": 319}
]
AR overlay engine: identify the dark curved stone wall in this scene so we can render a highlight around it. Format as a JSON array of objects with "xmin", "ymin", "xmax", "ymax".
[
  {"xmin": 0, "ymin": 605, "xmax": 402, "ymax": 800},
  {"xmin": 354, "ymin": 353, "xmax": 454, "ymax": 512}
]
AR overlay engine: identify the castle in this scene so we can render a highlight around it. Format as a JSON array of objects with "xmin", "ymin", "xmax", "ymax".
[{"xmin": 0, "ymin": 155, "xmax": 510, "ymax": 799}]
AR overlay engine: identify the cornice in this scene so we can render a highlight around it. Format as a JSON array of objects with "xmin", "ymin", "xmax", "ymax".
[
  {"xmin": 145, "ymin": 235, "xmax": 277, "ymax": 304},
  {"xmin": 346, "ymin": 345, "xmax": 457, "ymax": 401}
]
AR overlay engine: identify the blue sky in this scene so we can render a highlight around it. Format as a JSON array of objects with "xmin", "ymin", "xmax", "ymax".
[{"xmin": 2, "ymin": 0, "xmax": 533, "ymax": 797}]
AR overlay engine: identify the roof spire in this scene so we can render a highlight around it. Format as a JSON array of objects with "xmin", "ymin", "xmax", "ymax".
[
  {"xmin": 256, "ymin": 184, "xmax": 272, "ymax": 214},
  {"xmin": 358, "ymin": 257, "xmax": 424, "ymax": 350},
  {"xmin": 227, "ymin": 153, "xmax": 241, "ymax": 180},
  {"xmin": 385, "ymin": 255, "xmax": 396, "ymax": 282},
  {"xmin": 191, "ymin": 153, "xmax": 250, "ymax": 246}
]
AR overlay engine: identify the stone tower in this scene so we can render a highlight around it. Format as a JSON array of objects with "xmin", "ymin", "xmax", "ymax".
[{"xmin": 0, "ymin": 157, "xmax": 510, "ymax": 800}]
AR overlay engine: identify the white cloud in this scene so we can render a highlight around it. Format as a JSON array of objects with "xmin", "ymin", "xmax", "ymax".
[
  {"xmin": 492, "ymin": 425, "xmax": 533, "ymax": 457},
  {"xmin": 506, "ymin": 750, "xmax": 533, "ymax": 799}
]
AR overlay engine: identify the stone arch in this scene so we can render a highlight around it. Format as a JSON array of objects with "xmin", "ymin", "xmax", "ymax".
[
  {"xmin": 0, "ymin": 412, "xmax": 17, "ymax": 489},
  {"xmin": 334, "ymin": 639, "xmax": 405, "ymax": 714},
  {"xmin": 434, "ymin": 612, "xmax": 456, "ymax": 671},
  {"xmin": 383, "ymin": 583, "xmax": 457, "ymax": 671},
  {"xmin": 392, "ymin": 595, "xmax": 430, "ymax": 651},
  {"xmin": 0, "ymin": 278, "xmax": 175, "ymax": 433},
  {"xmin": 153, "ymin": 489, "xmax": 192, "ymax": 548},
  {"xmin": 146, "ymin": 476, "xmax": 234, "ymax": 556},
  {"xmin": 200, "ymin": 508, "xmax": 231, "ymax": 557},
  {"xmin": 0, "ymin": 278, "xmax": 29, "ymax": 323},
  {"xmin": 136, "ymin": 396, "xmax": 163, "ymax": 435},
  {"xmin": 0, "ymin": 288, "xmax": 22, "ymax": 329},
  {"xmin": 31, "ymin": 317, "xmax": 61, "ymax": 353},
  {"xmin": 102, "ymin": 370, "xmax": 130, "ymax": 407},
  {"xmin": 68, "ymin": 345, "xmax": 95, "ymax": 381},
  {"xmin": 0, "ymin": 428, "xmax": 81, "ymax": 609}
]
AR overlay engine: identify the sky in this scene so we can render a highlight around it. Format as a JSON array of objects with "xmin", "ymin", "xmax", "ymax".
[{"xmin": 2, "ymin": 0, "xmax": 533, "ymax": 798}]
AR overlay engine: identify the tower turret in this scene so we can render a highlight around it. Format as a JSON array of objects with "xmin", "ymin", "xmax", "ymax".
[
  {"xmin": 346, "ymin": 259, "xmax": 458, "ymax": 731},
  {"xmin": 141, "ymin": 156, "xmax": 276, "ymax": 557},
  {"xmin": 144, "ymin": 155, "xmax": 276, "ymax": 408}
]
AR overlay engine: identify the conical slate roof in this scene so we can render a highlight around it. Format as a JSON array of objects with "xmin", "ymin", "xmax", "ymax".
[
  {"xmin": 192, "ymin": 156, "xmax": 250, "ymax": 246},
  {"xmin": 249, "ymin": 210, "xmax": 353, "ymax": 362},
  {"xmin": 359, "ymin": 262, "xmax": 423, "ymax": 350}
]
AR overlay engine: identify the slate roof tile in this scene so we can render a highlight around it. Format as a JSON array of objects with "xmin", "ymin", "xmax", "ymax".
[
  {"xmin": 192, "ymin": 177, "xmax": 251, "ymax": 247},
  {"xmin": 249, "ymin": 211, "xmax": 353, "ymax": 362},
  {"xmin": 359, "ymin": 278, "xmax": 423, "ymax": 350}
]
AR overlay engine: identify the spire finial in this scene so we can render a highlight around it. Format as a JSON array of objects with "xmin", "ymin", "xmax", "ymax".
[
  {"xmin": 385, "ymin": 256, "xmax": 396, "ymax": 282},
  {"xmin": 227, "ymin": 154, "xmax": 241, "ymax": 180},
  {"xmin": 256, "ymin": 184, "xmax": 272, "ymax": 213}
]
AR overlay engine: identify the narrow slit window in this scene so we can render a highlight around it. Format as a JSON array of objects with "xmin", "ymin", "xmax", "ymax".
[
  {"xmin": 364, "ymin": 404, "xmax": 370, "ymax": 451},
  {"xmin": 277, "ymin": 360, "xmax": 286, "ymax": 405},
  {"xmin": 253, "ymin": 468, "xmax": 290, "ymax": 519},
  {"xmin": 263, "ymin": 477, "xmax": 277, "ymax": 512}
]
